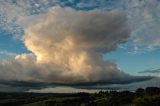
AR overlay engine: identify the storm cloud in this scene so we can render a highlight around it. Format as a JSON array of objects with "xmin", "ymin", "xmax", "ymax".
[{"xmin": 0, "ymin": 7, "xmax": 151, "ymax": 85}]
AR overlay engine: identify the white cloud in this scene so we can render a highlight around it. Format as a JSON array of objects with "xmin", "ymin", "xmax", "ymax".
[
  {"xmin": 125, "ymin": 0, "xmax": 160, "ymax": 50},
  {"xmin": 0, "ymin": 7, "xmax": 146, "ymax": 84},
  {"xmin": 0, "ymin": 51, "xmax": 17, "ymax": 59},
  {"xmin": 23, "ymin": 7, "xmax": 132, "ymax": 83}
]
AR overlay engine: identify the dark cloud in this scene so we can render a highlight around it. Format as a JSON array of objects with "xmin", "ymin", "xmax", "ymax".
[{"xmin": 0, "ymin": 75, "xmax": 153, "ymax": 92}]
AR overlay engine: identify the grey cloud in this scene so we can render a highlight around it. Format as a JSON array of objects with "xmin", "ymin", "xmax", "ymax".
[
  {"xmin": 0, "ymin": 75, "xmax": 153, "ymax": 92},
  {"xmin": 0, "ymin": 80, "xmax": 51, "ymax": 92},
  {"xmin": 100, "ymin": 77, "xmax": 160, "ymax": 91},
  {"xmin": 76, "ymin": 0, "xmax": 160, "ymax": 51},
  {"xmin": 139, "ymin": 68, "xmax": 160, "ymax": 74}
]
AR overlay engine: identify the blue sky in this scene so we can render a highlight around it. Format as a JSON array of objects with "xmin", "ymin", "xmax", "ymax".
[
  {"xmin": 0, "ymin": 0, "xmax": 160, "ymax": 92},
  {"xmin": 105, "ymin": 46, "xmax": 160, "ymax": 75}
]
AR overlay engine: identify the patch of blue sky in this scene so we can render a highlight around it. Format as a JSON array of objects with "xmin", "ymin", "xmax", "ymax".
[
  {"xmin": 0, "ymin": 30, "xmax": 28, "ymax": 59},
  {"xmin": 104, "ymin": 45, "xmax": 160, "ymax": 75}
]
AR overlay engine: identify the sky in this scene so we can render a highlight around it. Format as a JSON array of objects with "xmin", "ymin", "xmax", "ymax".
[{"xmin": 0, "ymin": 0, "xmax": 160, "ymax": 93}]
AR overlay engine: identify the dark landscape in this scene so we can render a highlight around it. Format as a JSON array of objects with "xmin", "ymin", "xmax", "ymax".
[{"xmin": 0, "ymin": 87, "xmax": 160, "ymax": 106}]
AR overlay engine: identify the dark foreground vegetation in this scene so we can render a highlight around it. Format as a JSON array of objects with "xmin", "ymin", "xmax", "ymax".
[{"xmin": 0, "ymin": 87, "xmax": 160, "ymax": 106}]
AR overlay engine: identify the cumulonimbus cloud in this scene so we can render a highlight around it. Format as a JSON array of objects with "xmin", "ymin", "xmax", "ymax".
[{"xmin": 0, "ymin": 7, "xmax": 152, "ymax": 84}]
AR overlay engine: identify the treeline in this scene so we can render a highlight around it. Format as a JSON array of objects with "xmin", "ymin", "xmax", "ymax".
[
  {"xmin": 0, "ymin": 87, "xmax": 160, "ymax": 106},
  {"xmin": 88, "ymin": 87, "xmax": 160, "ymax": 106}
]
